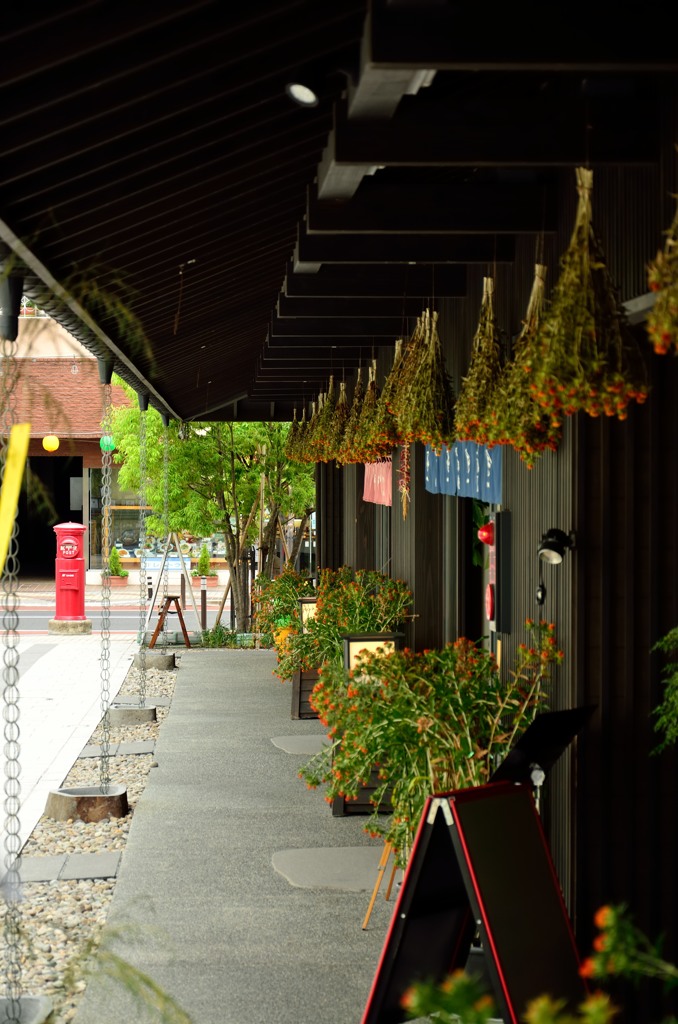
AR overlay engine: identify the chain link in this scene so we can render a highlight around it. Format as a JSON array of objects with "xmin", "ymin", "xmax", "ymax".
[
  {"xmin": 1, "ymin": 331, "xmax": 23, "ymax": 1023},
  {"xmin": 99, "ymin": 383, "xmax": 113, "ymax": 794},
  {"xmin": 161, "ymin": 424, "xmax": 170, "ymax": 649},
  {"xmin": 137, "ymin": 407, "xmax": 148, "ymax": 706}
]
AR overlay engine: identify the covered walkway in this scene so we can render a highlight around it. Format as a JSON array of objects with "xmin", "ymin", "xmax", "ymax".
[{"xmin": 70, "ymin": 648, "xmax": 394, "ymax": 1024}]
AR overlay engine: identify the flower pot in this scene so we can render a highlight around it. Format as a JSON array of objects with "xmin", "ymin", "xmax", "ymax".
[{"xmin": 102, "ymin": 574, "xmax": 128, "ymax": 586}]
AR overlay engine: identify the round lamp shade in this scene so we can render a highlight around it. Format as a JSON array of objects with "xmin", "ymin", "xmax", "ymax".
[
  {"xmin": 42, "ymin": 435, "xmax": 60, "ymax": 452},
  {"xmin": 100, "ymin": 435, "xmax": 115, "ymax": 452},
  {"xmin": 538, "ymin": 528, "xmax": 572, "ymax": 565}
]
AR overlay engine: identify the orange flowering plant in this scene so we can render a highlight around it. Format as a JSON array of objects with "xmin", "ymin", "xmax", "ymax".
[
  {"xmin": 401, "ymin": 968, "xmax": 617, "ymax": 1024},
  {"xmin": 252, "ymin": 563, "xmax": 315, "ymax": 649},
  {"xmin": 274, "ymin": 566, "xmax": 414, "ymax": 683},
  {"xmin": 300, "ymin": 619, "xmax": 563, "ymax": 859}
]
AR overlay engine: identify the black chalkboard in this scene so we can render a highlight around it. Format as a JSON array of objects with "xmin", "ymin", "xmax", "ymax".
[{"xmin": 361, "ymin": 782, "xmax": 588, "ymax": 1024}]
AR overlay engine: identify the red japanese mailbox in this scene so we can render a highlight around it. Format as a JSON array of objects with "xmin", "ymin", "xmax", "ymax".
[{"xmin": 53, "ymin": 522, "xmax": 87, "ymax": 621}]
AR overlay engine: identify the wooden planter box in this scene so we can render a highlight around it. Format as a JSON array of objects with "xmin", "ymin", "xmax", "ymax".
[
  {"xmin": 291, "ymin": 667, "xmax": 320, "ymax": 720},
  {"xmin": 332, "ymin": 764, "xmax": 393, "ymax": 817}
]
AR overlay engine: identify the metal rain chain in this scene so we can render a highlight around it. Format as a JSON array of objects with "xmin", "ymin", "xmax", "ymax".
[
  {"xmin": 1, "ymin": 326, "xmax": 24, "ymax": 1024},
  {"xmin": 98, "ymin": 367, "xmax": 114, "ymax": 795},
  {"xmin": 136, "ymin": 395, "xmax": 148, "ymax": 706},
  {"xmin": 160, "ymin": 415, "xmax": 170, "ymax": 651}
]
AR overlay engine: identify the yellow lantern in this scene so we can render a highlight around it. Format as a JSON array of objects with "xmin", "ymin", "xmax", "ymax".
[{"xmin": 42, "ymin": 435, "xmax": 59, "ymax": 452}]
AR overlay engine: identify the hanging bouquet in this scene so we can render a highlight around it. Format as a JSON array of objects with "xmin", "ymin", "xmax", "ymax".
[
  {"xmin": 310, "ymin": 375, "xmax": 337, "ymax": 462},
  {"xmin": 525, "ymin": 167, "xmax": 649, "ymax": 423},
  {"xmin": 389, "ymin": 309, "xmax": 456, "ymax": 453},
  {"xmin": 351, "ymin": 360, "xmax": 382, "ymax": 463},
  {"xmin": 489, "ymin": 264, "xmax": 562, "ymax": 467},
  {"xmin": 366, "ymin": 338, "xmax": 406, "ymax": 459},
  {"xmin": 284, "ymin": 408, "xmax": 301, "ymax": 462},
  {"xmin": 324, "ymin": 379, "xmax": 350, "ymax": 462},
  {"xmin": 455, "ymin": 277, "xmax": 505, "ymax": 445},
  {"xmin": 647, "ymin": 193, "xmax": 678, "ymax": 356},
  {"xmin": 337, "ymin": 367, "xmax": 366, "ymax": 464}
]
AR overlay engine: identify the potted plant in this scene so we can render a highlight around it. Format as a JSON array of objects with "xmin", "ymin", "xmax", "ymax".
[
  {"xmin": 191, "ymin": 544, "xmax": 218, "ymax": 587},
  {"xmin": 276, "ymin": 565, "xmax": 414, "ymax": 724},
  {"xmin": 252, "ymin": 564, "xmax": 315, "ymax": 651},
  {"xmin": 104, "ymin": 546, "xmax": 129, "ymax": 586},
  {"xmin": 300, "ymin": 619, "xmax": 563, "ymax": 860}
]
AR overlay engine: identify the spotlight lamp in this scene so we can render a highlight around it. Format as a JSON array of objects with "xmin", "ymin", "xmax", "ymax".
[
  {"xmin": 285, "ymin": 80, "xmax": 319, "ymax": 108},
  {"xmin": 537, "ymin": 529, "xmax": 575, "ymax": 565}
]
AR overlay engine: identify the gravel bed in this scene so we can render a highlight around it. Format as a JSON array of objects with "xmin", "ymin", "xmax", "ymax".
[{"xmin": 9, "ymin": 662, "xmax": 178, "ymax": 1023}]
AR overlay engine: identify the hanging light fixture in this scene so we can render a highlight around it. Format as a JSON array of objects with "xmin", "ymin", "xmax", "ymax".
[
  {"xmin": 42, "ymin": 434, "xmax": 59, "ymax": 452},
  {"xmin": 537, "ymin": 529, "xmax": 575, "ymax": 565}
]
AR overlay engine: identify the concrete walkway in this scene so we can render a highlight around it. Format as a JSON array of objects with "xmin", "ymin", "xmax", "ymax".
[{"xmin": 70, "ymin": 648, "xmax": 396, "ymax": 1024}]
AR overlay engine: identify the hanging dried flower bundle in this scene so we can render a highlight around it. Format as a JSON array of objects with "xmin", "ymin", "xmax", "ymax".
[
  {"xmin": 388, "ymin": 315, "xmax": 425, "ymax": 425},
  {"xmin": 287, "ymin": 407, "xmax": 309, "ymax": 464},
  {"xmin": 311, "ymin": 375, "xmax": 337, "ymax": 462},
  {"xmin": 489, "ymin": 264, "xmax": 562, "ymax": 468},
  {"xmin": 337, "ymin": 367, "xmax": 366, "ymax": 464},
  {"xmin": 390, "ymin": 309, "xmax": 455, "ymax": 453},
  {"xmin": 324, "ymin": 379, "xmax": 350, "ymax": 462},
  {"xmin": 296, "ymin": 399, "xmax": 318, "ymax": 463},
  {"xmin": 647, "ymin": 195, "xmax": 678, "ymax": 356},
  {"xmin": 368, "ymin": 338, "xmax": 406, "ymax": 459},
  {"xmin": 352, "ymin": 360, "xmax": 382, "ymax": 463},
  {"xmin": 455, "ymin": 277, "xmax": 504, "ymax": 445},
  {"xmin": 526, "ymin": 167, "xmax": 649, "ymax": 423},
  {"xmin": 305, "ymin": 395, "xmax": 323, "ymax": 460},
  {"xmin": 285, "ymin": 408, "xmax": 301, "ymax": 462}
]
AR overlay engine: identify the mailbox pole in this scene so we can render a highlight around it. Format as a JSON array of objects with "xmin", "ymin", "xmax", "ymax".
[{"xmin": 49, "ymin": 522, "xmax": 92, "ymax": 634}]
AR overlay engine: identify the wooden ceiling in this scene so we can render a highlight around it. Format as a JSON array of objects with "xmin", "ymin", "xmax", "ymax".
[{"xmin": 0, "ymin": 1, "xmax": 674, "ymax": 423}]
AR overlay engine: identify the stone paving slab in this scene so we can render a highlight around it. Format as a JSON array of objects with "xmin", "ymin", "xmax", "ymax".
[
  {"xmin": 16, "ymin": 852, "xmax": 121, "ymax": 882},
  {"xmin": 60, "ymin": 852, "xmax": 122, "ymax": 880},
  {"xmin": 270, "ymin": 734, "xmax": 330, "ymax": 754},
  {"xmin": 272, "ymin": 846, "xmax": 386, "ymax": 891},
  {"xmin": 79, "ymin": 740, "xmax": 156, "ymax": 758}
]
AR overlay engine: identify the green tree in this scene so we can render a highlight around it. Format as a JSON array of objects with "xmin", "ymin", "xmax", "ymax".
[{"xmin": 110, "ymin": 382, "xmax": 314, "ymax": 628}]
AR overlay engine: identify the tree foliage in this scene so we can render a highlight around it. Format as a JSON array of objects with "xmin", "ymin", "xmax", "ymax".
[{"xmin": 109, "ymin": 379, "xmax": 315, "ymax": 626}]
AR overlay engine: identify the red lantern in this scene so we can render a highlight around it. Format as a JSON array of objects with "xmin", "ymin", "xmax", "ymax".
[{"xmin": 478, "ymin": 522, "xmax": 494, "ymax": 546}]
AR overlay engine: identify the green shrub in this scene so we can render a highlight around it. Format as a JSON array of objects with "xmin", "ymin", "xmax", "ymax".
[
  {"xmin": 109, "ymin": 546, "xmax": 128, "ymax": 577},
  {"xmin": 192, "ymin": 544, "xmax": 217, "ymax": 577},
  {"xmin": 201, "ymin": 623, "xmax": 238, "ymax": 648}
]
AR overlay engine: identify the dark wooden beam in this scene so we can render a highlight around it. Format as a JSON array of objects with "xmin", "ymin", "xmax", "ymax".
[
  {"xmin": 307, "ymin": 180, "xmax": 557, "ymax": 234},
  {"xmin": 367, "ymin": 1, "xmax": 678, "ymax": 70},
  {"xmin": 283, "ymin": 263, "xmax": 466, "ymax": 297},
  {"xmin": 296, "ymin": 227, "xmax": 514, "ymax": 265},
  {"xmin": 270, "ymin": 315, "xmax": 404, "ymax": 337},
  {"xmin": 318, "ymin": 94, "xmax": 657, "ymax": 197},
  {"xmin": 277, "ymin": 294, "xmax": 426, "ymax": 318}
]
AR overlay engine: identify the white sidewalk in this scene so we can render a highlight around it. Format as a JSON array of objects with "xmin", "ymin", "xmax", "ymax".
[{"xmin": 1, "ymin": 635, "xmax": 137, "ymax": 859}]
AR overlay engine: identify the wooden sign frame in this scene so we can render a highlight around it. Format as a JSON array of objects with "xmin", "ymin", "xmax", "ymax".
[{"xmin": 361, "ymin": 781, "xmax": 588, "ymax": 1024}]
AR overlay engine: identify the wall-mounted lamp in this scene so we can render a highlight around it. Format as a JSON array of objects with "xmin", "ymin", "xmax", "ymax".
[
  {"xmin": 538, "ymin": 529, "xmax": 575, "ymax": 565},
  {"xmin": 342, "ymin": 633, "xmax": 404, "ymax": 673},
  {"xmin": 298, "ymin": 595, "xmax": 318, "ymax": 633}
]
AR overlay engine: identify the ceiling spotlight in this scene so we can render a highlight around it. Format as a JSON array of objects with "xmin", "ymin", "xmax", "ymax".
[
  {"xmin": 285, "ymin": 81, "xmax": 319, "ymax": 108},
  {"xmin": 538, "ymin": 528, "xmax": 575, "ymax": 565}
]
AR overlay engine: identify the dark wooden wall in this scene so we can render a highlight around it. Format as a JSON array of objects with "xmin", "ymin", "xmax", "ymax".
[{"xmin": 314, "ymin": 83, "xmax": 678, "ymax": 1021}]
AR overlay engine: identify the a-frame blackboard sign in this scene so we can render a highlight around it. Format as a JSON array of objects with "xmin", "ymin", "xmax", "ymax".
[{"xmin": 361, "ymin": 781, "xmax": 588, "ymax": 1024}]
